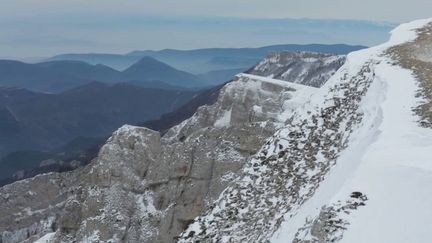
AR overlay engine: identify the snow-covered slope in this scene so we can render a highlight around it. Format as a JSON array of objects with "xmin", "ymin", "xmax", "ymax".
[{"xmin": 180, "ymin": 18, "xmax": 432, "ymax": 243}]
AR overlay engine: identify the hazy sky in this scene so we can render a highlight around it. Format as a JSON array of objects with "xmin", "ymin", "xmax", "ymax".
[{"xmin": 1, "ymin": 0, "xmax": 430, "ymax": 58}]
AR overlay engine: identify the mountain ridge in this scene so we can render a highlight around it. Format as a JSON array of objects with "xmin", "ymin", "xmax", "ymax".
[
  {"xmin": 0, "ymin": 56, "xmax": 206, "ymax": 92},
  {"xmin": 48, "ymin": 44, "xmax": 366, "ymax": 73}
]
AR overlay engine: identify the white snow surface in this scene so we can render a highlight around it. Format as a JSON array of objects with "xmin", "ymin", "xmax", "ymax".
[
  {"xmin": 237, "ymin": 73, "xmax": 318, "ymax": 91},
  {"xmin": 214, "ymin": 108, "xmax": 232, "ymax": 128},
  {"xmin": 34, "ymin": 232, "xmax": 55, "ymax": 243},
  {"xmin": 272, "ymin": 18, "xmax": 432, "ymax": 243}
]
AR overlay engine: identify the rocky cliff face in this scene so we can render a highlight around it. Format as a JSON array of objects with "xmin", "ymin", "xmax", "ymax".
[
  {"xmin": 247, "ymin": 52, "xmax": 346, "ymax": 87},
  {"xmin": 179, "ymin": 55, "xmax": 375, "ymax": 243},
  {"xmin": 0, "ymin": 51, "xmax": 343, "ymax": 243}
]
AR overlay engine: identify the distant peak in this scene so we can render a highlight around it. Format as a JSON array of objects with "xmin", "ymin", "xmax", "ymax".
[
  {"xmin": 124, "ymin": 56, "xmax": 174, "ymax": 71},
  {"xmin": 136, "ymin": 56, "xmax": 166, "ymax": 65}
]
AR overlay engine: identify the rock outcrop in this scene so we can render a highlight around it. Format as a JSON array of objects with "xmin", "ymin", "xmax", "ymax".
[
  {"xmin": 247, "ymin": 52, "xmax": 346, "ymax": 87},
  {"xmin": 292, "ymin": 192, "xmax": 368, "ymax": 242}
]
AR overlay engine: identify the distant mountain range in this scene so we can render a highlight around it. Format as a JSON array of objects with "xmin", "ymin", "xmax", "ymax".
[
  {"xmin": 47, "ymin": 44, "xmax": 366, "ymax": 74},
  {"xmin": 0, "ymin": 60, "xmax": 91, "ymax": 93},
  {"xmin": 0, "ymin": 44, "xmax": 365, "ymax": 93},
  {"xmin": 0, "ymin": 57, "xmax": 206, "ymax": 92}
]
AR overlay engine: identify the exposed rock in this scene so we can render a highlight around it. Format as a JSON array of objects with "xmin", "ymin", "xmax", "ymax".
[
  {"xmin": 247, "ymin": 52, "xmax": 346, "ymax": 87},
  {"xmin": 0, "ymin": 172, "xmax": 77, "ymax": 243},
  {"xmin": 293, "ymin": 192, "xmax": 368, "ymax": 243}
]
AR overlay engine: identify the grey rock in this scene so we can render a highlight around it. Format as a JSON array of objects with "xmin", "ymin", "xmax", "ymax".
[
  {"xmin": 247, "ymin": 52, "xmax": 345, "ymax": 87},
  {"xmin": 293, "ymin": 192, "xmax": 368, "ymax": 243}
]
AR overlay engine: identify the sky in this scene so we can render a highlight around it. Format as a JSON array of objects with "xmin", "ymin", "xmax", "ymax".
[{"xmin": 1, "ymin": 0, "xmax": 431, "ymax": 58}]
